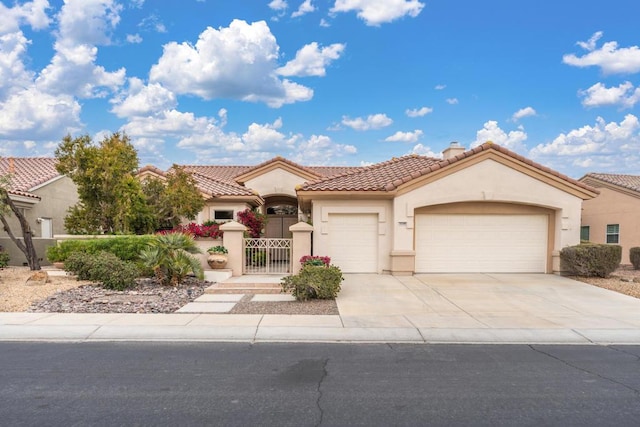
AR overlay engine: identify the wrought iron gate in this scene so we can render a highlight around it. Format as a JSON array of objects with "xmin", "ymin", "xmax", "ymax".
[{"xmin": 243, "ymin": 238, "xmax": 292, "ymax": 274}]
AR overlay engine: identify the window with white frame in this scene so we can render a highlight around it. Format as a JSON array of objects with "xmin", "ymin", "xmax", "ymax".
[{"xmin": 606, "ymin": 224, "xmax": 619, "ymax": 244}]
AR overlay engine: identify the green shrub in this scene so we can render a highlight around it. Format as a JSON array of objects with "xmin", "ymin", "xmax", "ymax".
[
  {"xmin": 560, "ymin": 244, "xmax": 622, "ymax": 278},
  {"xmin": 64, "ymin": 251, "xmax": 138, "ymax": 290},
  {"xmin": 64, "ymin": 251, "xmax": 95, "ymax": 280},
  {"xmin": 88, "ymin": 253, "xmax": 139, "ymax": 290},
  {"xmin": 630, "ymin": 247, "xmax": 640, "ymax": 270},
  {"xmin": 281, "ymin": 265, "xmax": 343, "ymax": 301},
  {"xmin": 46, "ymin": 236, "xmax": 156, "ymax": 263},
  {"xmin": 0, "ymin": 250, "xmax": 9, "ymax": 268}
]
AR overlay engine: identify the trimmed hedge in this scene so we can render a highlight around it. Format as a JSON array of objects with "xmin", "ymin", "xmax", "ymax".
[
  {"xmin": 64, "ymin": 251, "xmax": 138, "ymax": 290},
  {"xmin": 47, "ymin": 236, "xmax": 156, "ymax": 275},
  {"xmin": 281, "ymin": 265, "xmax": 343, "ymax": 301},
  {"xmin": 630, "ymin": 247, "xmax": 640, "ymax": 270},
  {"xmin": 560, "ymin": 244, "xmax": 622, "ymax": 278}
]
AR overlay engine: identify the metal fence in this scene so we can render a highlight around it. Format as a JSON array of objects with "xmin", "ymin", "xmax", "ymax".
[{"xmin": 243, "ymin": 238, "xmax": 292, "ymax": 274}]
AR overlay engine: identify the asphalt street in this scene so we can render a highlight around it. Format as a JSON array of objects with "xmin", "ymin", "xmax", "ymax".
[{"xmin": 1, "ymin": 342, "xmax": 639, "ymax": 426}]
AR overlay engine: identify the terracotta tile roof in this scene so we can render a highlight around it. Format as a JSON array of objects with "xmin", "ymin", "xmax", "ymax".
[
  {"xmin": 189, "ymin": 171, "xmax": 258, "ymax": 197},
  {"xmin": 178, "ymin": 160, "xmax": 360, "ymax": 197},
  {"xmin": 0, "ymin": 157, "xmax": 61, "ymax": 198},
  {"xmin": 236, "ymin": 156, "xmax": 322, "ymax": 180},
  {"xmin": 299, "ymin": 143, "xmax": 596, "ymax": 193},
  {"xmin": 581, "ymin": 173, "xmax": 640, "ymax": 194},
  {"xmin": 137, "ymin": 164, "xmax": 166, "ymax": 177},
  {"xmin": 300, "ymin": 154, "xmax": 441, "ymax": 191}
]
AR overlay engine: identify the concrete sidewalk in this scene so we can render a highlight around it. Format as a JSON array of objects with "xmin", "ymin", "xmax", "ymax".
[
  {"xmin": 2, "ymin": 273, "xmax": 640, "ymax": 344},
  {"xmin": 2, "ymin": 311, "xmax": 640, "ymax": 344}
]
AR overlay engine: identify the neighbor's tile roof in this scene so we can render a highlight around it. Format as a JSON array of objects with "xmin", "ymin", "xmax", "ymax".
[
  {"xmin": 0, "ymin": 157, "xmax": 61, "ymax": 198},
  {"xmin": 581, "ymin": 173, "xmax": 640, "ymax": 194},
  {"xmin": 300, "ymin": 143, "xmax": 596, "ymax": 193}
]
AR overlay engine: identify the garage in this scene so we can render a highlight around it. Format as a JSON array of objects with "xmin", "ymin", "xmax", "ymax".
[
  {"xmin": 328, "ymin": 213, "xmax": 378, "ymax": 273},
  {"xmin": 415, "ymin": 214, "xmax": 549, "ymax": 273}
]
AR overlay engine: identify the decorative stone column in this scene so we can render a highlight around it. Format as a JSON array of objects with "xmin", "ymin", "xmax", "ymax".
[
  {"xmin": 220, "ymin": 221, "xmax": 247, "ymax": 277},
  {"xmin": 290, "ymin": 222, "xmax": 313, "ymax": 275}
]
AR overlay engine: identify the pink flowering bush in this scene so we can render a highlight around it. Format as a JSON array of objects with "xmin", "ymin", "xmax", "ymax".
[
  {"xmin": 160, "ymin": 222, "xmax": 223, "ymax": 239},
  {"xmin": 237, "ymin": 209, "xmax": 267, "ymax": 238},
  {"xmin": 300, "ymin": 255, "xmax": 331, "ymax": 267}
]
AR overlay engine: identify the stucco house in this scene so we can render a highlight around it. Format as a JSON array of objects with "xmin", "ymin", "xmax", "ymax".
[
  {"xmin": 579, "ymin": 173, "xmax": 640, "ymax": 265},
  {"xmin": 0, "ymin": 157, "xmax": 79, "ymax": 265},
  {"xmin": 149, "ymin": 142, "xmax": 597, "ymax": 275}
]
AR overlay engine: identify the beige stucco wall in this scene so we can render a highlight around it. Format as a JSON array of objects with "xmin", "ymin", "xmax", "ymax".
[
  {"xmin": 194, "ymin": 202, "xmax": 251, "ymax": 224},
  {"xmin": 244, "ymin": 169, "xmax": 308, "ymax": 198},
  {"xmin": 311, "ymin": 199, "xmax": 393, "ymax": 274},
  {"xmin": 581, "ymin": 186, "xmax": 640, "ymax": 264},
  {"xmin": 393, "ymin": 159, "xmax": 585, "ymax": 273}
]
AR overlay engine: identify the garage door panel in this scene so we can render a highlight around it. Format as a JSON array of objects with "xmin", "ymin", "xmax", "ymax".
[
  {"xmin": 328, "ymin": 214, "xmax": 377, "ymax": 273},
  {"xmin": 415, "ymin": 214, "xmax": 547, "ymax": 273}
]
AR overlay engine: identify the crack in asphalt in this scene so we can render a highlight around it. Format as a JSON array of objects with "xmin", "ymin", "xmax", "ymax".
[
  {"xmin": 529, "ymin": 345, "xmax": 640, "ymax": 396},
  {"xmin": 314, "ymin": 358, "xmax": 329, "ymax": 427},
  {"xmin": 609, "ymin": 345, "xmax": 640, "ymax": 362}
]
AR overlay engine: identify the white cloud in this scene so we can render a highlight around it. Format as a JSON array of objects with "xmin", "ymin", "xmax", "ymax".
[
  {"xmin": 341, "ymin": 113, "xmax": 393, "ymax": 130},
  {"xmin": 434, "ymin": 84, "xmax": 446, "ymax": 90},
  {"xmin": 330, "ymin": 0, "xmax": 424, "ymax": 26},
  {"xmin": 110, "ymin": 78, "xmax": 177, "ymax": 117},
  {"xmin": 512, "ymin": 106, "xmax": 537, "ymax": 121},
  {"xmin": 409, "ymin": 143, "xmax": 438, "ymax": 157},
  {"xmin": 0, "ymin": 31, "xmax": 34, "ymax": 100},
  {"xmin": 291, "ymin": 134, "xmax": 357, "ymax": 164},
  {"xmin": 385, "ymin": 129, "xmax": 423, "ymax": 142},
  {"xmin": 320, "ymin": 18, "xmax": 331, "ymax": 27},
  {"xmin": 268, "ymin": 0, "xmax": 288, "ymax": 11},
  {"xmin": 292, "ymin": 0, "xmax": 315, "ymax": 18},
  {"xmin": 277, "ymin": 42, "xmax": 345, "ymax": 77},
  {"xmin": 405, "ymin": 106, "xmax": 432, "ymax": 117},
  {"xmin": 0, "ymin": 0, "xmax": 51, "ymax": 34},
  {"xmin": 446, "ymin": 98, "xmax": 458, "ymax": 105},
  {"xmin": 35, "ymin": 0, "xmax": 126, "ymax": 98},
  {"xmin": 126, "ymin": 33, "xmax": 142, "ymax": 43},
  {"xmin": 580, "ymin": 82, "xmax": 640, "ymax": 109},
  {"xmin": 149, "ymin": 19, "xmax": 314, "ymax": 108},
  {"xmin": 0, "ymin": 87, "xmax": 81, "ymax": 140},
  {"xmin": 529, "ymin": 115, "xmax": 640, "ymax": 173},
  {"xmin": 563, "ymin": 32, "xmax": 640, "ymax": 74},
  {"xmin": 138, "ymin": 13, "xmax": 166, "ymax": 33},
  {"xmin": 471, "ymin": 120, "xmax": 527, "ymax": 152}
]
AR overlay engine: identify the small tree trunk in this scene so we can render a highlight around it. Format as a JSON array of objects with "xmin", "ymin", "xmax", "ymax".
[{"xmin": 0, "ymin": 193, "xmax": 41, "ymax": 271}]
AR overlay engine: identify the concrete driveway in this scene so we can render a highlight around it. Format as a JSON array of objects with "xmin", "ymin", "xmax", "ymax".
[{"xmin": 336, "ymin": 274, "xmax": 640, "ymax": 331}]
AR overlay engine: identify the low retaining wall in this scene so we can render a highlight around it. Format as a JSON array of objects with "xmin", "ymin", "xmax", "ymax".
[{"xmin": 0, "ymin": 237, "xmax": 56, "ymax": 267}]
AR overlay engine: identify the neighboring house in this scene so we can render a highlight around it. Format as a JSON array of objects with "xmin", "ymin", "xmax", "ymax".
[
  {"xmin": 0, "ymin": 157, "xmax": 79, "ymax": 265},
  {"xmin": 146, "ymin": 142, "xmax": 597, "ymax": 275},
  {"xmin": 579, "ymin": 173, "xmax": 640, "ymax": 265}
]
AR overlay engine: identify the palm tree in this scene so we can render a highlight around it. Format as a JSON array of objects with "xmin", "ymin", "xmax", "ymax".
[{"xmin": 140, "ymin": 233, "xmax": 203, "ymax": 286}]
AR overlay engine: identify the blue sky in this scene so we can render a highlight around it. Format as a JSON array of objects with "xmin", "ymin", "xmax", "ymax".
[{"xmin": 1, "ymin": 0, "xmax": 639, "ymax": 177}]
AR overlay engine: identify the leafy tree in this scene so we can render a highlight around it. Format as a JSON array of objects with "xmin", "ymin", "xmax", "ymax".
[
  {"xmin": 142, "ymin": 165, "xmax": 205, "ymax": 230},
  {"xmin": 55, "ymin": 132, "xmax": 154, "ymax": 234},
  {"xmin": 0, "ymin": 175, "xmax": 40, "ymax": 270}
]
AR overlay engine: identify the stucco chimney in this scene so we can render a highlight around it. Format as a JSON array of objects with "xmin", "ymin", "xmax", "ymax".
[
  {"xmin": 8, "ymin": 157, "xmax": 15, "ymax": 173},
  {"xmin": 442, "ymin": 142, "xmax": 465, "ymax": 160}
]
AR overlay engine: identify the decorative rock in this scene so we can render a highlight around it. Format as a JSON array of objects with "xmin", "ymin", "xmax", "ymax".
[{"xmin": 25, "ymin": 271, "xmax": 49, "ymax": 286}]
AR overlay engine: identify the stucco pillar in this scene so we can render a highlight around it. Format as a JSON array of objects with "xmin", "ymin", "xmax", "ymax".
[
  {"xmin": 220, "ymin": 221, "xmax": 247, "ymax": 277},
  {"xmin": 290, "ymin": 222, "xmax": 313, "ymax": 275}
]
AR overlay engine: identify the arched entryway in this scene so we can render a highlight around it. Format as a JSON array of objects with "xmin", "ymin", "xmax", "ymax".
[{"xmin": 263, "ymin": 195, "xmax": 299, "ymax": 239}]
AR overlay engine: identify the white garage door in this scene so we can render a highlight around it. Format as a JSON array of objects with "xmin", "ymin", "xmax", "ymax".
[
  {"xmin": 415, "ymin": 214, "xmax": 548, "ymax": 273},
  {"xmin": 328, "ymin": 214, "xmax": 378, "ymax": 273}
]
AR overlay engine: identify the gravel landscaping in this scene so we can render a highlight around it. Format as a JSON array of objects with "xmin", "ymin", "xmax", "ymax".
[
  {"xmin": 2, "ymin": 265, "xmax": 638, "ymax": 315},
  {"xmin": 0, "ymin": 267, "xmax": 338, "ymax": 315}
]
